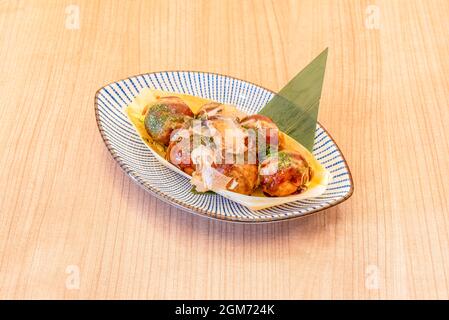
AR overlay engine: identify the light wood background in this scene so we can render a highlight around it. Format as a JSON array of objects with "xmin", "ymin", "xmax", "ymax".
[{"xmin": 0, "ymin": 0, "xmax": 448, "ymax": 300}]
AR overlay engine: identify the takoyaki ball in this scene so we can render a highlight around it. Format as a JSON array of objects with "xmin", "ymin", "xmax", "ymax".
[
  {"xmin": 213, "ymin": 163, "xmax": 259, "ymax": 195},
  {"xmin": 166, "ymin": 124, "xmax": 196, "ymax": 175},
  {"xmin": 201, "ymin": 117, "xmax": 248, "ymax": 156},
  {"xmin": 240, "ymin": 115, "xmax": 284, "ymax": 157},
  {"xmin": 259, "ymin": 150, "xmax": 313, "ymax": 197},
  {"xmin": 144, "ymin": 96, "xmax": 194, "ymax": 146},
  {"xmin": 197, "ymin": 102, "xmax": 247, "ymax": 121},
  {"xmin": 197, "ymin": 102, "xmax": 223, "ymax": 120}
]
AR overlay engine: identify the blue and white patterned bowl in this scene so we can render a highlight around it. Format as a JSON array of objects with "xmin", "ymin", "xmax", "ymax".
[{"xmin": 95, "ymin": 71, "xmax": 353, "ymax": 223}]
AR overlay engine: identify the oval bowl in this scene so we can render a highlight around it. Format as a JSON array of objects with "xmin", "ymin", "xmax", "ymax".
[{"xmin": 95, "ymin": 71, "xmax": 353, "ymax": 223}]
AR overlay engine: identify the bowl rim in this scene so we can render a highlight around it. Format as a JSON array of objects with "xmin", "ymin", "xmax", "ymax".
[{"xmin": 94, "ymin": 70, "xmax": 354, "ymax": 224}]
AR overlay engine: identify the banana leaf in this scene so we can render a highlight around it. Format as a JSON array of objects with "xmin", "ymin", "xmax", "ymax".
[{"xmin": 259, "ymin": 48, "xmax": 328, "ymax": 151}]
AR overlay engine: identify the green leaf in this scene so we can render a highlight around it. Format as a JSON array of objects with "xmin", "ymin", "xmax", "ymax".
[{"xmin": 259, "ymin": 48, "xmax": 328, "ymax": 151}]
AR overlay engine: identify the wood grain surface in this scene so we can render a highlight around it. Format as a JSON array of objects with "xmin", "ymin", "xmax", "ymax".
[{"xmin": 1, "ymin": 0, "xmax": 448, "ymax": 299}]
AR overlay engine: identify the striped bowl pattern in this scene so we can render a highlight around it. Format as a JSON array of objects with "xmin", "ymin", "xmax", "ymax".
[{"xmin": 95, "ymin": 71, "xmax": 353, "ymax": 223}]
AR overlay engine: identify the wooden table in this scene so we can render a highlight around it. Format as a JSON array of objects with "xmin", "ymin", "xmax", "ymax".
[{"xmin": 1, "ymin": 0, "xmax": 448, "ymax": 300}]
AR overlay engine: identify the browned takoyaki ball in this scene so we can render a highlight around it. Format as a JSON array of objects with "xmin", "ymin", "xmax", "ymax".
[
  {"xmin": 259, "ymin": 150, "xmax": 313, "ymax": 197},
  {"xmin": 213, "ymin": 163, "xmax": 259, "ymax": 195},
  {"xmin": 196, "ymin": 102, "xmax": 223, "ymax": 119},
  {"xmin": 144, "ymin": 96, "xmax": 194, "ymax": 146},
  {"xmin": 197, "ymin": 102, "xmax": 247, "ymax": 121},
  {"xmin": 240, "ymin": 114, "xmax": 284, "ymax": 159},
  {"xmin": 166, "ymin": 125, "xmax": 196, "ymax": 175}
]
